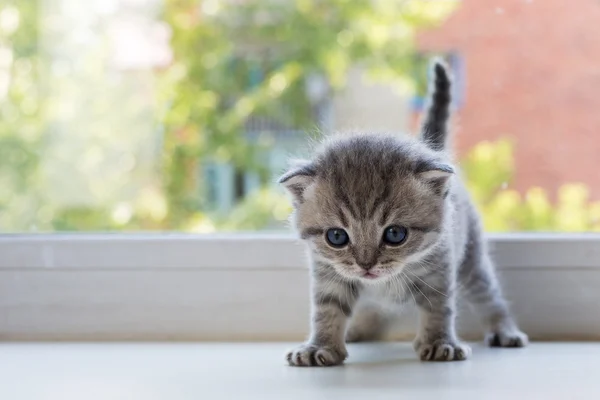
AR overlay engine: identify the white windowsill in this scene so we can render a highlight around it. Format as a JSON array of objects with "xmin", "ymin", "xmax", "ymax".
[
  {"xmin": 1, "ymin": 342, "xmax": 599, "ymax": 399},
  {"xmin": 1, "ymin": 233, "xmax": 600, "ymax": 341}
]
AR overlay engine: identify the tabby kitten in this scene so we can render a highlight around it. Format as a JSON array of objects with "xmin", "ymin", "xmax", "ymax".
[{"xmin": 279, "ymin": 59, "xmax": 528, "ymax": 366}]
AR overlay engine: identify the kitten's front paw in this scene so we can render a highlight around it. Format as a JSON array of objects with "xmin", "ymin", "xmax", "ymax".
[
  {"xmin": 413, "ymin": 338, "xmax": 471, "ymax": 362},
  {"xmin": 285, "ymin": 343, "xmax": 347, "ymax": 367},
  {"xmin": 486, "ymin": 329, "xmax": 528, "ymax": 348}
]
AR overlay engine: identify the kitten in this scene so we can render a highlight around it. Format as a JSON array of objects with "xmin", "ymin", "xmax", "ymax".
[{"xmin": 279, "ymin": 59, "xmax": 528, "ymax": 366}]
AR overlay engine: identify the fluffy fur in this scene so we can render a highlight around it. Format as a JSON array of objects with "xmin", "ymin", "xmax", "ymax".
[{"xmin": 280, "ymin": 59, "xmax": 527, "ymax": 366}]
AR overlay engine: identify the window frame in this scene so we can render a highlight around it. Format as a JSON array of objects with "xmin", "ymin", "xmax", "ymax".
[{"xmin": 1, "ymin": 233, "xmax": 599, "ymax": 341}]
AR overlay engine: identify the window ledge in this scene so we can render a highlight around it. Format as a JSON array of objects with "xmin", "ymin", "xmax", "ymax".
[
  {"xmin": 2, "ymin": 232, "xmax": 600, "ymax": 269},
  {"xmin": 1, "ymin": 233, "xmax": 599, "ymax": 341}
]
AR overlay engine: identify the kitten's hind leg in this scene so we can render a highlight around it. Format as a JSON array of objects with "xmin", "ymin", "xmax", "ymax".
[
  {"xmin": 345, "ymin": 302, "xmax": 392, "ymax": 343},
  {"xmin": 460, "ymin": 249, "xmax": 528, "ymax": 348}
]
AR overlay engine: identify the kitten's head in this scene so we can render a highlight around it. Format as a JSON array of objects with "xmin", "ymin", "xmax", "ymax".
[
  {"xmin": 279, "ymin": 59, "xmax": 454, "ymax": 283},
  {"xmin": 279, "ymin": 133, "xmax": 454, "ymax": 283}
]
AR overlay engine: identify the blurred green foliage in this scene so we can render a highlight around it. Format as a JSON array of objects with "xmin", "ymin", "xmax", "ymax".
[
  {"xmin": 0, "ymin": 0, "xmax": 43, "ymax": 230},
  {"xmin": 463, "ymin": 139, "xmax": 600, "ymax": 232},
  {"xmin": 0, "ymin": 0, "xmax": 456, "ymax": 231},
  {"xmin": 1, "ymin": 1, "xmax": 597, "ymax": 233},
  {"xmin": 159, "ymin": 0, "xmax": 457, "ymax": 228}
]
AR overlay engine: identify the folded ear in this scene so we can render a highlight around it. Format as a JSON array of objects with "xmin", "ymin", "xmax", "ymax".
[
  {"xmin": 415, "ymin": 159, "xmax": 454, "ymax": 195},
  {"xmin": 278, "ymin": 161, "xmax": 316, "ymax": 203}
]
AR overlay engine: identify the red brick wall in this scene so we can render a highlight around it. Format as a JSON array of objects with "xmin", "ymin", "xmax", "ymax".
[{"xmin": 414, "ymin": 0, "xmax": 600, "ymax": 199}]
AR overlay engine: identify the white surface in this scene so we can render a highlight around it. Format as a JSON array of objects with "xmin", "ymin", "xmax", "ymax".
[
  {"xmin": 2, "ymin": 233, "xmax": 600, "ymax": 340},
  {"xmin": 0, "ymin": 342, "xmax": 598, "ymax": 400}
]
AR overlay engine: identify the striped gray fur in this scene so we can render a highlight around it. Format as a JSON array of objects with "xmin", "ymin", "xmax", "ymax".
[
  {"xmin": 420, "ymin": 59, "xmax": 452, "ymax": 151},
  {"xmin": 280, "ymin": 60, "xmax": 527, "ymax": 367}
]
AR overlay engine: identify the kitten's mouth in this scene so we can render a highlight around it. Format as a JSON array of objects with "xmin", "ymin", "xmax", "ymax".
[{"xmin": 362, "ymin": 271, "xmax": 379, "ymax": 280}]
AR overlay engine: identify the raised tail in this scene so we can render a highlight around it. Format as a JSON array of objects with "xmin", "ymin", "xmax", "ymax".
[{"xmin": 419, "ymin": 58, "xmax": 452, "ymax": 151}]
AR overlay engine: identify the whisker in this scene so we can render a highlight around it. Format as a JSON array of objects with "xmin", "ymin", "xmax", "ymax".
[
  {"xmin": 404, "ymin": 272, "xmax": 433, "ymax": 309},
  {"xmin": 400, "ymin": 272, "xmax": 419, "ymax": 306},
  {"xmin": 388, "ymin": 274, "xmax": 402, "ymax": 299},
  {"xmin": 394, "ymin": 273, "xmax": 408, "ymax": 303},
  {"xmin": 405, "ymin": 270, "xmax": 448, "ymax": 298}
]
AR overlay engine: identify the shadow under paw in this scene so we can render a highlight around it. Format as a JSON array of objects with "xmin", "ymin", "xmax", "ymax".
[
  {"xmin": 345, "ymin": 330, "xmax": 385, "ymax": 343},
  {"xmin": 486, "ymin": 330, "xmax": 529, "ymax": 348}
]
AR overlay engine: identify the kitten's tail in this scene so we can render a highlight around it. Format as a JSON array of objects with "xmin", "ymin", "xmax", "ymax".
[{"xmin": 419, "ymin": 58, "xmax": 452, "ymax": 152}]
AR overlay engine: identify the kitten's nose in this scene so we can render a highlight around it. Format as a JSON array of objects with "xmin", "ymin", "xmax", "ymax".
[
  {"xmin": 358, "ymin": 262, "xmax": 376, "ymax": 271},
  {"xmin": 355, "ymin": 248, "xmax": 377, "ymax": 270}
]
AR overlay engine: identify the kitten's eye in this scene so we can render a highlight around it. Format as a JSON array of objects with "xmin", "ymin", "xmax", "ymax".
[
  {"xmin": 326, "ymin": 228, "xmax": 349, "ymax": 247},
  {"xmin": 383, "ymin": 225, "xmax": 408, "ymax": 245}
]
